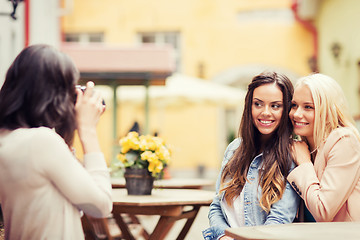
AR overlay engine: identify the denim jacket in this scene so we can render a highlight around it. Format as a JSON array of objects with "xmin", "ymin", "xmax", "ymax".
[{"xmin": 202, "ymin": 139, "xmax": 299, "ymax": 240}]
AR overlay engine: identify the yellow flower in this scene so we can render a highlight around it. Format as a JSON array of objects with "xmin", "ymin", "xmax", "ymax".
[
  {"xmin": 119, "ymin": 132, "xmax": 140, "ymax": 153},
  {"xmin": 148, "ymin": 159, "xmax": 163, "ymax": 174},
  {"xmin": 140, "ymin": 151, "xmax": 158, "ymax": 163},
  {"xmin": 153, "ymin": 137, "xmax": 164, "ymax": 147},
  {"xmin": 128, "ymin": 131, "xmax": 139, "ymax": 139},
  {"xmin": 117, "ymin": 131, "xmax": 171, "ymax": 178},
  {"xmin": 155, "ymin": 145, "xmax": 171, "ymax": 162},
  {"xmin": 117, "ymin": 153, "xmax": 127, "ymax": 164},
  {"xmin": 139, "ymin": 136, "xmax": 149, "ymax": 151},
  {"xmin": 142, "ymin": 135, "xmax": 157, "ymax": 151}
]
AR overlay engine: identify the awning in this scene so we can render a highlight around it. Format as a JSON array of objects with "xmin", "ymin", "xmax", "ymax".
[{"xmin": 61, "ymin": 43, "xmax": 175, "ymax": 86}]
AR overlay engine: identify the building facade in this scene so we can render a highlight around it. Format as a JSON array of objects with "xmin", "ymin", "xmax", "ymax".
[{"xmin": 62, "ymin": 0, "xmax": 316, "ymax": 173}]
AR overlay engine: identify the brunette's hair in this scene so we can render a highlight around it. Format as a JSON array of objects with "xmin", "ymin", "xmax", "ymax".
[
  {"xmin": 0, "ymin": 44, "xmax": 79, "ymax": 146},
  {"xmin": 220, "ymin": 72, "xmax": 294, "ymax": 212}
]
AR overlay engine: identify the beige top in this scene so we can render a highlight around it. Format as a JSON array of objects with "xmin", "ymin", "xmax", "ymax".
[
  {"xmin": 0, "ymin": 127, "xmax": 112, "ymax": 240},
  {"xmin": 288, "ymin": 127, "xmax": 360, "ymax": 222}
]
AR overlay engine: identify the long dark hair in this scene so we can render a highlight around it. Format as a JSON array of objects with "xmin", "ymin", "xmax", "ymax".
[
  {"xmin": 0, "ymin": 44, "xmax": 79, "ymax": 146},
  {"xmin": 220, "ymin": 71, "xmax": 294, "ymax": 212}
]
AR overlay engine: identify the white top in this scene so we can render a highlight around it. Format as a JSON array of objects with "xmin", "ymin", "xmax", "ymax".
[
  {"xmin": 0, "ymin": 127, "xmax": 112, "ymax": 240},
  {"xmin": 222, "ymin": 189, "xmax": 245, "ymax": 227}
]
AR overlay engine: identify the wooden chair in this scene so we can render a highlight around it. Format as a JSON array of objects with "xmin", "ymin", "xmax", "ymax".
[
  {"xmin": 82, "ymin": 214, "xmax": 148, "ymax": 240},
  {"xmin": 82, "ymin": 214, "xmax": 122, "ymax": 240}
]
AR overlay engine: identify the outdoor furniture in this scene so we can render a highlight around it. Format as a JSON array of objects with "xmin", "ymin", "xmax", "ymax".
[
  {"xmin": 83, "ymin": 179, "xmax": 215, "ymax": 239},
  {"xmin": 82, "ymin": 215, "xmax": 122, "ymax": 240},
  {"xmin": 111, "ymin": 188, "xmax": 214, "ymax": 240},
  {"xmin": 225, "ymin": 222, "xmax": 360, "ymax": 240}
]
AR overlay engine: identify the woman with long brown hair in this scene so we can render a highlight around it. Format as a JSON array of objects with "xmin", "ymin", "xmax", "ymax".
[{"xmin": 203, "ymin": 72, "xmax": 299, "ymax": 240}]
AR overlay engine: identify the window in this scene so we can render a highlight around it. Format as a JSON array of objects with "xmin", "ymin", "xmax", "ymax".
[
  {"xmin": 137, "ymin": 32, "xmax": 181, "ymax": 72},
  {"xmin": 64, "ymin": 32, "xmax": 104, "ymax": 43}
]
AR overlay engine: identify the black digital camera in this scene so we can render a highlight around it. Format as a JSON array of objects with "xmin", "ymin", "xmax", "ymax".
[{"xmin": 75, "ymin": 85, "xmax": 106, "ymax": 106}]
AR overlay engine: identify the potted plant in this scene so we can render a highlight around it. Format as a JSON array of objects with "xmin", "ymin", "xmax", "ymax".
[{"xmin": 117, "ymin": 131, "xmax": 171, "ymax": 195}]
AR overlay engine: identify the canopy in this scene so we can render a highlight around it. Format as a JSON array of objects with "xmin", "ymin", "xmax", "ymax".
[{"xmin": 61, "ymin": 43, "xmax": 174, "ymax": 86}]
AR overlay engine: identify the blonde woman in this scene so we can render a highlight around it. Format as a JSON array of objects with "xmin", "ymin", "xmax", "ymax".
[{"xmin": 289, "ymin": 73, "xmax": 360, "ymax": 222}]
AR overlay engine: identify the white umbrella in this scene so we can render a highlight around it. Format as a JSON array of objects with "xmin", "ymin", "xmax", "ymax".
[{"xmin": 114, "ymin": 73, "xmax": 245, "ymax": 107}]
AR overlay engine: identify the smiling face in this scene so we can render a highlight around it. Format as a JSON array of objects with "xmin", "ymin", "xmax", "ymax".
[
  {"xmin": 251, "ymin": 83, "xmax": 284, "ymax": 142},
  {"xmin": 289, "ymin": 84, "xmax": 315, "ymax": 147}
]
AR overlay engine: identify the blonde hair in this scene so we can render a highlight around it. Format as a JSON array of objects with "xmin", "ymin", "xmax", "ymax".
[{"xmin": 295, "ymin": 73, "xmax": 360, "ymax": 148}]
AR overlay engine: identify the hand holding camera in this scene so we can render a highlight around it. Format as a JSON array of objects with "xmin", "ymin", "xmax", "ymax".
[
  {"xmin": 76, "ymin": 85, "xmax": 106, "ymax": 106},
  {"xmin": 75, "ymin": 81, "xmax": 105, "ymax": 153}
]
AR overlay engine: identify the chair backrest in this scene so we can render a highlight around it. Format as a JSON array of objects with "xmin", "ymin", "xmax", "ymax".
[{"xmin": 82, "ymin": 214, "xmax": 122, "ymax": 240}]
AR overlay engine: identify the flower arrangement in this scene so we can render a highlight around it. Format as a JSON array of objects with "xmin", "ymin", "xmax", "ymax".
[{"xmin": 117, "ymin": 131, "xmax": 171, "ymax": 178}]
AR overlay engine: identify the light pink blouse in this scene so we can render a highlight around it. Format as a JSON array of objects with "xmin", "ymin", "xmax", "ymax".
[{"xmin": 288, "ymin": 127, "xmax": 360, "ymax": 222}]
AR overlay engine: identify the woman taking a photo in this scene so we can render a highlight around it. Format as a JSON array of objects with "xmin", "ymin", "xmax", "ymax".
[
  {"xmin": 289, "ymin": 73, "xmax": 360, "ymax": 222},
  {"xmin": 0, "ymin": 44, "xmax": 112, "ymax": 239},
  {"xmin": 203, "ymin": 72, "xmax": 299, "ymax": 240}
]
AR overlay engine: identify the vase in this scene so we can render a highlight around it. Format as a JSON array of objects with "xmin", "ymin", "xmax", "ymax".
[{"xmin": 124, "ymin": 168, "xmax": 154, "ymax": 195}]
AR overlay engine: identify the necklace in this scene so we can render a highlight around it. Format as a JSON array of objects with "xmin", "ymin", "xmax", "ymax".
[
  {"xmin": 310, "ymin": 148, "xmax": 318, "ymax": 162},
  {"xmin": 310, "ymin": 148, "xmax": 318, "ymax": 155}
]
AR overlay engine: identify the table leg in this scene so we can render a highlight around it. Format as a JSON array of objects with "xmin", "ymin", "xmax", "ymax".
[
  {"xmin": 129, "ymin": 214, "xmax": 150, "ymax": 239},
  {"xmin": 149, "ymin": 216, "xmax": 176, "ymax": 240},
  {"xmin": 176, "ymin": 206, "xmax": 200, "ymax": 240},
  {"xmin": 113, "ymin": 213, "xmax": 135, "ymax": 240}
]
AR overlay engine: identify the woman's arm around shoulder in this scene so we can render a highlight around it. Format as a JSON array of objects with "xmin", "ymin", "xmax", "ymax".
[{"xmin": 288, "ymin": 128, "xmax": 360, "ymax": 221}]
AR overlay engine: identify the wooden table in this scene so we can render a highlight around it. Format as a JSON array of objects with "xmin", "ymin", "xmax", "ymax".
[
  {"xmin": 112, "ymin": 188, "xmax": 215, "ymax": 240},
  {"xmin": 225, "ymin": 222, "xmax": 360, "ymax": 240},
  {"xmin": 111, "ymin": 177, "xmax": 214, "ymax": 189}
]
